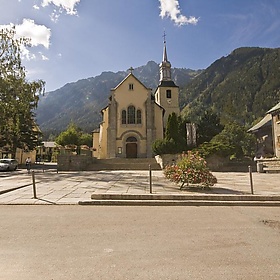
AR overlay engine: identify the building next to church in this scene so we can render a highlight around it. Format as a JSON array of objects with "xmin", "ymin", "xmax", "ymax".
[
  {"xmin": 92, "ymin": 39, "xmax": 180, "ymax": 159},
  {"xmin": 248, "ymin": 101, "xmax": 280, "ymax": 158}
]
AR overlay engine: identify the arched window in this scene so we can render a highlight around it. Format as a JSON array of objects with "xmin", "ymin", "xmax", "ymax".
[
  {"xmin": 127, "ymin": 105, "xmax": 135, "ymax": 124},
  {"xmin": 137, "ymin": 109, "xmax": 142, "ymax": 124},
  {"xmin": 126, "ymin": 136, "xmax": 137, "ymax": 142},
  {"xmin": 121, "ymin": 110, "xmax": 126, "ymax": 124}
]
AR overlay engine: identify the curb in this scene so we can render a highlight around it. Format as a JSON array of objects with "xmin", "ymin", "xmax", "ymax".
[
  {"xmin": 79, "ymin": 200, "xmax": 280, "ymax": 206},
  {"xmin": 78, "ymin": 193, "xmax": 280, "ymax": 206},
  {"xmin": 90, "ymin": 194, "xmax": 280, "ymax": 201}
]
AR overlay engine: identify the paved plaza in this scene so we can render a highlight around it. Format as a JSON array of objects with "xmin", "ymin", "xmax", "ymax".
[
  {"xmin": 1, "ymin": 167, "xmax": 280, "ymax": 279},
  {"xmin": 0, "ymin": 166, "xmax": 280, "ymax": 205}
]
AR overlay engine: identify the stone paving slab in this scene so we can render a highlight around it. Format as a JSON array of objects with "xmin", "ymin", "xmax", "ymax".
[{"xmin": 0, "ymin": 169, "xmax": 279, "ymax": 205}]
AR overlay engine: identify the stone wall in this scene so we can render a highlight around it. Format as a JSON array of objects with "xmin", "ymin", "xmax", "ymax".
[
  {"xmin": 155, "ymin": 154, "xmax": 253, "ymax": 172},
  {"xmin": 58, "ymin": 155, "xmax": 96, "ymax": 171},
  {"xmin": 155, "ymin": 154, "xmax": 181, "ymax": 169}
]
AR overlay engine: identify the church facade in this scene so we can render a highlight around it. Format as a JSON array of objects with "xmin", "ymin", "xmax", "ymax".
[{"xmin": 92, "ymin": 41, "xmax": 179, "ymax": 159}]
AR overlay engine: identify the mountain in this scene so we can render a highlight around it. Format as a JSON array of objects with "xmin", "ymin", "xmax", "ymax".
[
  {"xmin": 36, "ymin": 47, "xmax": 280, "ymax": 138},
  {"xmin": 180, "ymin": 47, "xmax": 280, "ymax": 126},
  {"xmin": 36, "ymin": 61, "xmax": 201, "ymax": 135}
]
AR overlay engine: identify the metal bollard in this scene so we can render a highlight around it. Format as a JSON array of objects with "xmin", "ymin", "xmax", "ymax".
[
  {"xmin": 149, "ymin": 164, "xmax": 152, "ymax": 194},
  {"xmin": 248, "ymin": 165, "xmax": 254, "ymax": 195},
  {"xmin": 32, "ymin": 171, "xmax": 37, "ymax": 199}
]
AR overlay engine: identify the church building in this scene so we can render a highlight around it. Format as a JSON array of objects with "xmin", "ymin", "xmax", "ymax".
[{"xmin": 93, "ymin": 39, "xmax": 179, "ymax": 159}]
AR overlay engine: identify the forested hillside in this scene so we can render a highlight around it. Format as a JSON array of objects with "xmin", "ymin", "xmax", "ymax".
[{"xmin": 180, "ymin": 47, "xmax": 280, "ymax": 126}]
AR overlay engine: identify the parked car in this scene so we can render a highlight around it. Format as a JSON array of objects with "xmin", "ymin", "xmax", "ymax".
[{"xmin": 0, "ymin": 159, "xmax": 18, "ymax": 171}]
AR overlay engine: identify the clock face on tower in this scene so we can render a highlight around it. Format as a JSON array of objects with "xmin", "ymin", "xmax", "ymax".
[{"xmin": 167, "ymin": 99, "xmax": 172, "ymax": 104}]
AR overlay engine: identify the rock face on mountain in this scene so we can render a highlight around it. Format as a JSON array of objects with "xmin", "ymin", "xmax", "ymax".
[{"xmin": 36, "ymin": 61, "xmax": 200, "ymax": 135}]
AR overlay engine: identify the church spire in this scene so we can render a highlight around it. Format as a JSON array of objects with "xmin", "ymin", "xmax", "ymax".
[
  {"xmin": 163, "ymin": 31, "xmax": 168, "ymax": 62},
  {"xmin": 160, "ymin": 32, "xmax": 172, "ymax": 82}
]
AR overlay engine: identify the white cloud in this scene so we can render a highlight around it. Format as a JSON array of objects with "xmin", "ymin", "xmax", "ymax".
[
  {"xmin": 33, "ymin": 5, "xmax": 40, "ymax": 10},
  {"xmin": 39, "ymin": 52, "xmax": 49, "ymax": 61},
  {"xmin": 159, "ymin": 0, "xmax": 199, "ymax": 26},
  {"xmin": 15, "ymin": 19, "xmax": 51, "ymax": 49},
  {"xmin": 50, "ymin": 10, "xmax": 61, "ymax": 23},
  {"xmin": 0, "ymin": 19, "xmax": 51, "ymax": 61},
  {"xmin": 41, "ymin": 0, "xmax": 80, "ymax": 15}
]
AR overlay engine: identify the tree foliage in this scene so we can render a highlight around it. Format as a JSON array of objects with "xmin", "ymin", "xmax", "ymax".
[
  {"xmin": 195, "ymin": 122, "xmax": 256, "ymax": 159},
  {"xmin": 181, "ymin": 47, "xmax": 280, "ymax": 126},
  {"xmin": 196, "ymin": 109, "xmax": 224, "ymax": 145},
  {"xmin": 0, "ymin": 27, "xmax": 45, "ymax": 156},
  {"xmin": 152, "ymin": 138, "xmax": 177, "ymax": 155},
  {"xmin": 196, "ymin": 141, "xmax": 234, "ymax": 158},
  {"xmin": 55, "ymin": 122, "xmax": 92, "ymax": 147},
  {"xmin": 211, "ymin": 122, "xmax": 256, "ymax": 158},
  {"xmin": 152, "ymin": 113, "xmax": 187, "ymax": 155}
]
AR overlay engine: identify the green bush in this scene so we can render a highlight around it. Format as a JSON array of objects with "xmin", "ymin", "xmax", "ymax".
[
  {"xmin": 196, "ymin": 141, "xmax": 234, "ymax": 158},
  {"xmin": 211, "ymin": 122, "xmax": 256, "ymax": 158},
  {"xmin": 152, "ymin": 138, "xmax": 180, "ymax": 155},
  {"xmin": 164, "ymin": 151, "xmax": 217, "ymax": 189}
]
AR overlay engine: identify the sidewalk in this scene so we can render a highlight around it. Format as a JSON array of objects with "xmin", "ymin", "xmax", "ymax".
[{"xmin": 0, "ymin": 169, "xmax": 280, "ymax": 205}]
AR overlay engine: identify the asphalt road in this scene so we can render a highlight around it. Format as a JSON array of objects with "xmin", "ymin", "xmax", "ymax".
[{"xmin": 0, "ymin": 206, "xmax": 280, "ymax": 280}]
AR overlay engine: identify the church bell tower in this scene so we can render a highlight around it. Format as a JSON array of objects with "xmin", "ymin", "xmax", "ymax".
[{"xmin": 155, "ymin": 34, "xmax": 180, "ymax": 128}]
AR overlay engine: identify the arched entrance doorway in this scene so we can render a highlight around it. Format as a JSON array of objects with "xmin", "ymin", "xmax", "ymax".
[{"xmin": 126, "ymin": 137, "xmax": 137, "ymax": 158}]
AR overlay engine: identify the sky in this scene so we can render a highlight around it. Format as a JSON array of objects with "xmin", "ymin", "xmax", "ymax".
[{"xmin": 0, "ymin": 0, "xmax": 280, "ymax": 92}]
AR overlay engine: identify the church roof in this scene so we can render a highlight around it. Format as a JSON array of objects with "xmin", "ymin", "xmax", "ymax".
[
  {"xmin": 247, "ymin": 114, "xmax": 272, "ymax": 133},
  {"xmin": 111, "ymin": 72, "xmax": 151, "ymax": 91},
  {"xmin": 158, "ymin": 80, "xmax": 179, "ymax": 88},
  {"xmin": 267, "ymin": 102, "xmax": 280, "ymax": 115},
  {"xmin": 163, "ymin": 40, "xmax": 169, "ymax": 63}
]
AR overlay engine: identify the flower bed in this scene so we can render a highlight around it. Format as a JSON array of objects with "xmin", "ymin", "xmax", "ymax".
[{"xmin": 164, "ymin": 151, "xmax": 217, "ymax": 189}]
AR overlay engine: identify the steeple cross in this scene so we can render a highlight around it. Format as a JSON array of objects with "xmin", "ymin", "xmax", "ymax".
[{"xmin": 163, "ymin": 31, "xmax": 166, "ymax": 43}]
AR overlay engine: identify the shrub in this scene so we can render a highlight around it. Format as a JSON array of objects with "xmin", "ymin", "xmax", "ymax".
[
  {"xmin": 211, "ymin": 122, "xmax": 256, "ymax": 158},
  {"xmin": 196, "ymin": 141, "xmax": 234, "ymax": 158},
  {"xmin": 164, "ymin": 151, "xmax": 217, "ymax": 189},
  {"xmin": 152, "ymin": 138, "xmax": 178, "ymax": 155}
]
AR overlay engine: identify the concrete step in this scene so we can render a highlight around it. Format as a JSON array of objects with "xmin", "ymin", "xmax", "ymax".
[
  {"xmin": 78, "ymin": 194, "xmax": 280, "ymax": 206},
  {"xmin": 257, "ymin": 158, "xmax": 280, "ymax": 173},
  {"xmin": 90, "ymin": 194, "xmax": 280, "ymax": 201},
  {"xmin": 79, "ymin": 200, "xmax": 280, "ymax": 207}
]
